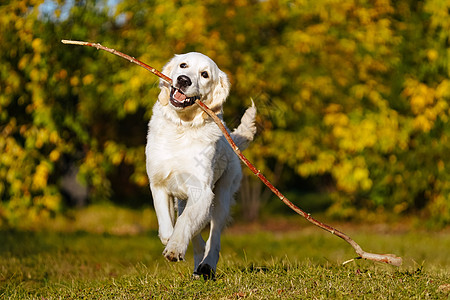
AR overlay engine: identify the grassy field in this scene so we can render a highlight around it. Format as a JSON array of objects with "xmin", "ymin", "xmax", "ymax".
[{"xmin": 1, "ymin": 208, "xmax": 449, "ymax": 299}]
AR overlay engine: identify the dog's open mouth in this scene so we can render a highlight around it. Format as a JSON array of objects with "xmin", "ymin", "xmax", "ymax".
[{"xmin": 170, "ymin": 87, "xmax": 200, "ymax": 108}]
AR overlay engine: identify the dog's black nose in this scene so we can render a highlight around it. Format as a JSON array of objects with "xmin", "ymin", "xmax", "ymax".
[{"xmin": 177, "ymin": 75, "xmax": 192, "ymax": 88}]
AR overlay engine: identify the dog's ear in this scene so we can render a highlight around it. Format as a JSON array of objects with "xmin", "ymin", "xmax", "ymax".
[
  {"xmin": 209, "ymin": 70, "xmax": 230, "ymax": 113},
  {"xmin": 158, "ymin": 56, "xmax": 177, "ymax": 106}
]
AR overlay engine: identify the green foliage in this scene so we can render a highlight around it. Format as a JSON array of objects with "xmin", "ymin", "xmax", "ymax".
[{"xmin": 1, "ymin": 0, "xmax": 450, "ymax": 226}]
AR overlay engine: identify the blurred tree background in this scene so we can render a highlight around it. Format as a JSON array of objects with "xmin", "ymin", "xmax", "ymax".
[{"xmin": 1, "ymin": 0, "xmax": 449, "ymax": 228}]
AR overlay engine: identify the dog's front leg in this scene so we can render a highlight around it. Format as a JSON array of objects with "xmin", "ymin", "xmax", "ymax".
[
  {"xmin": 196, "ymin": 181, "xmax": 233, "ymax": 279},
  {"xmin": 151, "ymin": 184, "xmax": 175, "ymax": 245},
  {"xmin": 163, "ymin": 188, "xmax": 213, "ymax": 262},
  {"xmin": 177, "ymin": 199, "xmax": 206, "ymax": 270}
]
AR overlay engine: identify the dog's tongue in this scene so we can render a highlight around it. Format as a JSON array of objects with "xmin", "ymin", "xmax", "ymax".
[{"xmin": 173, "ymin": 89, "xmax": 187, "ymax": 102}]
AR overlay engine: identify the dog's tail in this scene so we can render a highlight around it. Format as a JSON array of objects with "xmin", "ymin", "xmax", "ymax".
[{"xmin": 231, "ymin": 102, "xmax": 257, "ymax": 150}]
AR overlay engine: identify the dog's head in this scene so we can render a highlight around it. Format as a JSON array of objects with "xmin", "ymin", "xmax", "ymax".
[{"xmin": 158, "ymin": 52, "xmax": 230, "ymax": 122}]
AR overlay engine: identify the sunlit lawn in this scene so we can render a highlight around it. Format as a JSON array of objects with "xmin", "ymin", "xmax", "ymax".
[{"xmin": 1, "ymin": 206, "xmax": 449, "ymax": 299}]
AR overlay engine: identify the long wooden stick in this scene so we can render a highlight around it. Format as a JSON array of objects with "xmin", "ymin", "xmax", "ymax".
[
  {"xmin": 196, "ymin": 100, "xmax": 402, "ymax": 266},
  {"xmin": 61, "ymin": 40, "xmax": 173, "ymax": 85},
  {"xmin": 61, "ymin": 39, "xmax": 402, "ymax": 267}
]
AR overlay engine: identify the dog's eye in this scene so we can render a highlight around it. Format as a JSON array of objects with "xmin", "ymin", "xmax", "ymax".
[
  {"xmin": 201, "ymin": 71, "xmax": 209, "ymax": 79},
  {"xmin": 180, "ymin": 63, "xmax": 188, "ymax": 68}
]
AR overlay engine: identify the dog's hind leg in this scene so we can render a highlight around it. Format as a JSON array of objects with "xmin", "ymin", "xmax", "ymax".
[{"xmin": 192, "ymin": 234, "xmax": 206, "ymax": 272}]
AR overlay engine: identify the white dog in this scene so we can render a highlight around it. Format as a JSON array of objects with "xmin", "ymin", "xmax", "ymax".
[{"xmin": 145, "ymin": 52, "xmax": 256, "ymax": 279}]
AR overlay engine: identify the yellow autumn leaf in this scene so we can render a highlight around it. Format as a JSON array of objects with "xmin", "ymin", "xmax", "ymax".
[
  {"xmin": 82, "ymin": 74, "xmax": 95, "ymax": 85},
  {"xmin": 49, "ymin": 150, "xmax": 60, "ymax": 162},
  {"xmin": 32, "ymin": 162, "xmax": 49, "ymax": 191}
]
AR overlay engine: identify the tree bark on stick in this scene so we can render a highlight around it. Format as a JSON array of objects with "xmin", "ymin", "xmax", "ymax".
[
  {"xmin": 195, "ymin": 100, "xmax": 402, "ymax": 266},
  {"xmin": 61, "ymin": 40, "xmax": 173, "ymax": 85},
  {"xmin": 61, "ymin": 39, "xmax": 403, "ymax": 267}
]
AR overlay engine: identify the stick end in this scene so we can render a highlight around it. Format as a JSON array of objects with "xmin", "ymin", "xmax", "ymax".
[
  {"xmin": 385, "ymin": 254, "xmax": 403, "ymax": 267},
  {"xmin": 61, "ymin": 39, "xmax": 85, "ymax": 46}
]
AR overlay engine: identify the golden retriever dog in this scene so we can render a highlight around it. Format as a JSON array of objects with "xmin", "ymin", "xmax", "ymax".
[{"xmin": 145, "ymin": 52, "xmax": 256, "ymax": 279}]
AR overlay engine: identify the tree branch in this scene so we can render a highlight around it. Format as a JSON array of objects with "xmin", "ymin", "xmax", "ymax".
[
  {"xmin": 61, "ymin": 39, "xmax": 402, "ymax": 267},
  {"xmin": 196, "ymin": 100, "xmax": 402, "ymax": 266},
  {"xmin": 61, "ymin": 40, "xmax": 173, "ymax": 85}
]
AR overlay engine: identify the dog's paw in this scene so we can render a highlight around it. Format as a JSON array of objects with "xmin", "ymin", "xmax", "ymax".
[
  {"xmin": 158, "ymin": 228, "xmax": 173, "ymax": 246},
  {"xmin": 163, "ymin": 250, "xmax": 183, "ymax": 262},
  {"xmin": 194, "ymin": 263, "xmax": 215, "ymax": 280},
  {"xmin": 159, "ymin": 236, "xmax": 170, "ymax": 246},
  {"xmin": 163, "ymin": 242, "xmax": 186, "ymax": 262}
]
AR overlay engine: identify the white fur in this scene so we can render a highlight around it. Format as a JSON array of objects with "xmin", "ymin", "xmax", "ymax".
[{"xmin": 145, "ymin": 52, "xmax": 256, "ymax": 278}]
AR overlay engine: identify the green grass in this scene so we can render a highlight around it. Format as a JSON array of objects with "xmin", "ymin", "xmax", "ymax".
[{"xmin": 1, "ymin": 210, "xmax": 449, "ymax": 299}]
